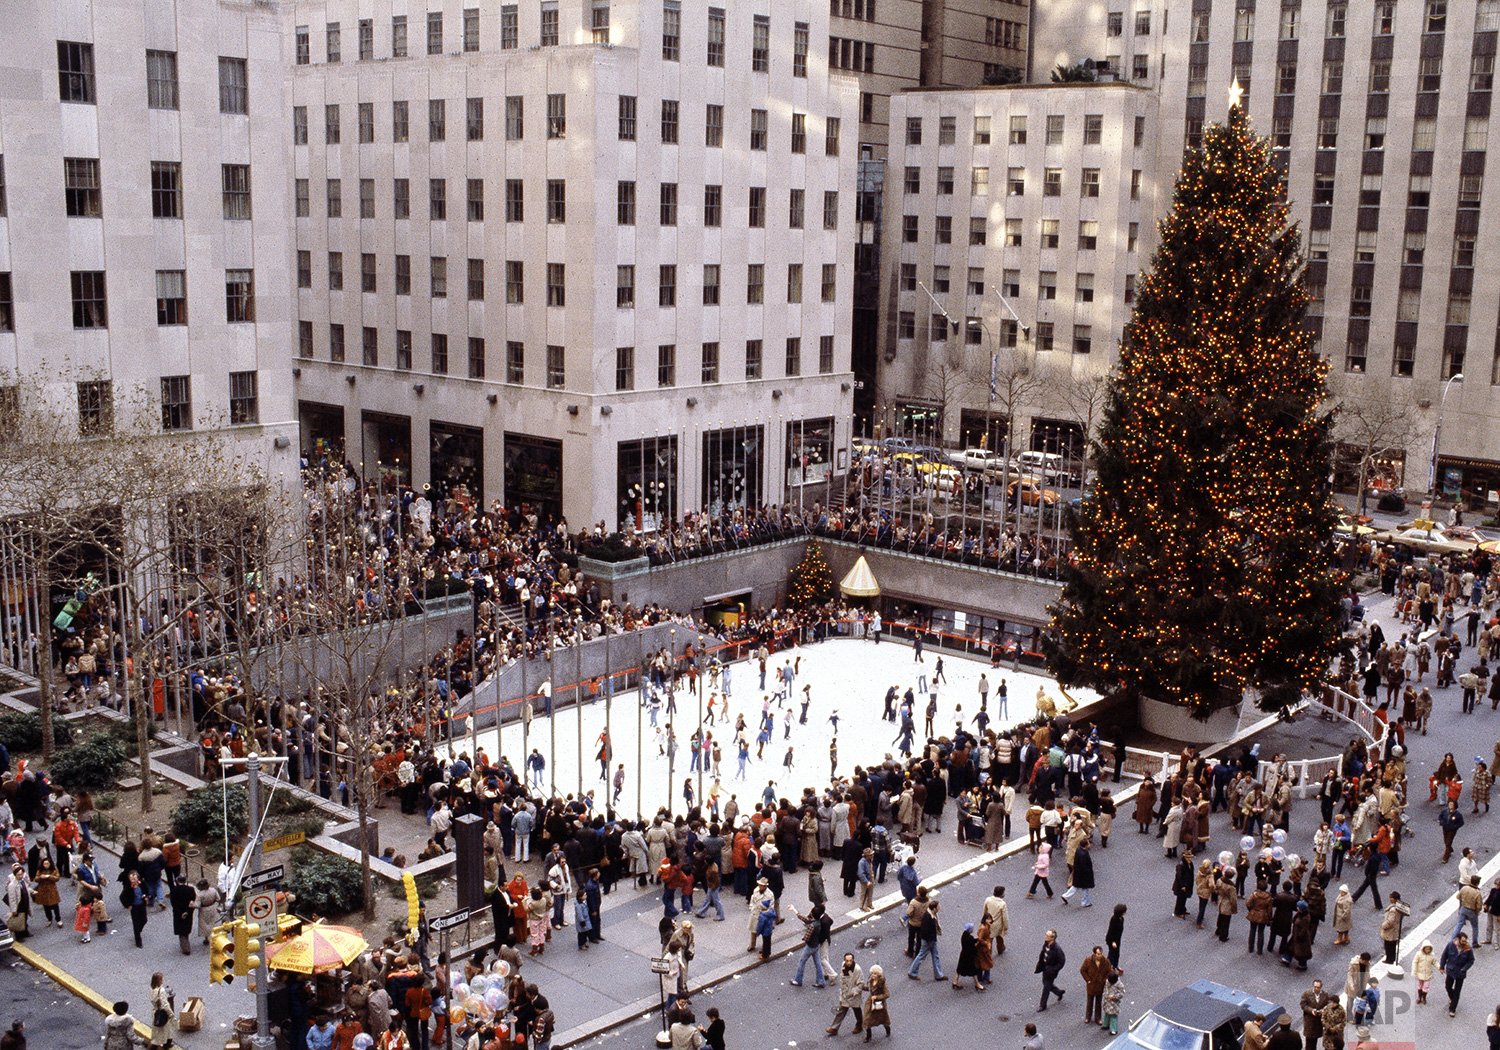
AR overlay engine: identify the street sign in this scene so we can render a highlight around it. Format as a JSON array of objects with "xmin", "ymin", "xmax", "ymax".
[
  {"xmin": 245, "ymin": 890, "xmax": 277, "ymax": 923},
  {"xmin": 429, "ymin": 908, "xmax": 473, "ymax": 933},
  {"xmin": 263, "ymin": 831, "xmax": 306, "ymax": 853},
  {"xmin": 244, "ymin": 865, "xmax": 285, "ymax": 890}
]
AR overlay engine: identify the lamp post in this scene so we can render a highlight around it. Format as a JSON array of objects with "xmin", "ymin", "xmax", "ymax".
[
  {"xmin": 696, "ymin": 633, "xmax": 705, "ymax": 804},
  {"xmin": 1428, "ymin": 373, "xmax": 1463, "ymax": 501}
]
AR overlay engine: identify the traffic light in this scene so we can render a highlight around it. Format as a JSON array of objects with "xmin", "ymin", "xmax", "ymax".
[
  {"xmin": 209, "ymin": 923, "xmax": 235, "ymax": 985},
  {"xmin": 233, "ymin": 920, "xmax": 263, "ymax": 976}
]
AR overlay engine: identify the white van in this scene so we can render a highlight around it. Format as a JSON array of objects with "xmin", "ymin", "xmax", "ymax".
[{"xmin": 1016, "ymin": 451, "xmax": 1078, "ymax": 486}]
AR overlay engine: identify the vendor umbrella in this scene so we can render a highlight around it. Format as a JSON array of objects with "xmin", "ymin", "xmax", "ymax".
[{"xmin": 264, "ymin": 924, "xmax": 368, "ymax": 974}]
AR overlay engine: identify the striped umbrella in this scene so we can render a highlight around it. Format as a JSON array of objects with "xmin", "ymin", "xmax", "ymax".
[{"xmin": 264, "ymin": 924, "xmax": 368, "ymax": 974}]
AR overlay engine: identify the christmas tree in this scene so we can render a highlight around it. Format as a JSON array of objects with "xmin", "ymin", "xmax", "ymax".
[
  {"xmin": 788, "ymin": 542, "xmax": 836, "ymax": 608},
  {"xmin": 1045, "ymin": 103, "xmax": 1344, "ymax": 717}
]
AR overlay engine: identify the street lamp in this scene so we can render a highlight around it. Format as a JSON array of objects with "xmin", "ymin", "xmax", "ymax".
[{"xmin": 1427, "ymin": 373, "xmax": 1464, "ymax": 498}]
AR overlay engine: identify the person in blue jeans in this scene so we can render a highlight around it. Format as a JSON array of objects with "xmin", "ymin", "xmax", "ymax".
[
  {"xmin": 907, "ymin": 899, "xmax": 945, "ymax": 980},
  {"xmin": 694, "ymin": 866, "xmax": 725, "ymax": 921},
  {"xmin": 790, "ymin": 903, "xmax": 831, "ymax": 988}
]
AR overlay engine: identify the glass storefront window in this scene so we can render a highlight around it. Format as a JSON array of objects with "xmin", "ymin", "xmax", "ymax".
[
  {"xmin": 504, "ymin": 432, "xmax": 564, "ymax": 525},
  {"xmin": 430, "ymin": 420, "xmax": 484, "ymax": 503},
  {"xmin": 617, "ymin": 435, "xmax": 678, "ymax": 532},
  {"xmin": 785, "ymin": 417, "xmax": 834, "ymax": 489},
  {"xmin": 702, "ymin": 425, "xmax": 764, "ymax": 515}
]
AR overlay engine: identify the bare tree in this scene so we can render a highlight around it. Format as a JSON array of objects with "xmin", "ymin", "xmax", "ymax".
[
  {"xmin": 925, "ymin": 358, "xmax": 978, "ymax": 446},
  {"xmin": 1328, "ymin": 378, "xmax": 1420, "ymax": 515},
  {"xmin": 1049, "ymin": 372, "xmax": 1111, "ymax": 477}
]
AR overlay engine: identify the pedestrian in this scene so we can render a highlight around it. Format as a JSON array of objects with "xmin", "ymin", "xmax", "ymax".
[
  {"xmin": 1439, "ymin": 932, "xmax": 1475, "ymax": 1016},
  {"xmin": 1300, "ymin": 978, "xmax": 1332, "ymax": 1050},
  {"xmin": 1439, "ymin": 800, "xmax": 1466, "ymax": 863},
  {"xmin": 862, "ymin": 965, "xmax": 891, "ymax": 1041},
  {"xmin": 147, "ymin": 972, "xmax": 175, "ymax": 1050},
  {"xmin": 3, "ymin": 865, "xmax": 29, "ymax": 941},
  {"xmin": 1343, "ymin": 952, "xmax": 1371, "ymax": 1008},
  {"xmin": 857, "ymin": 849, "xmax": 875, "ymax": 911},
  {"xmin": 754, "ymin": 897, "xmax": 776, "ymax": 960},
  {"xmin": 906, "ymin": 897, "xmax": 944, "ymax": 981},
  {"xmin": 1035, "ymin": 929, "xmax": 1066, "ymax": 1012},
  {"xmin": 1105, "ymin": 903, "xmax": 1126, "ymax": 968},
  {"xmin": 1454, "ymin": 876, "xmax": 1483, "ymax": 943},
  {"xmin": 1060, "ymin": 842, "xmax": 1094, "ymax": 907},
  {"xmin": 31, "ymin": 858, "xmax": 60, "ymax": 928},
  {"xmin": 194, "ymin": 878, "xmax": 221, "ymax": 945},
  {"xmin": 170, "ymin": 877, "xmax": 196, "ymax": 955},
  {"xmin": 102, "ymin": 1002, "xmax": 140, "ymax": 1050},
  {"xmin": 1331, "ymin": 884, "xmax": 1353, "ymax": 945},
  {"xmin": 826, "ymin": 954, "xmax": 866, "ymax": 1035},
  {"xmin": 1080, "ymin": 945, "xmax": 1111, "ymax": 1025},
  {"xmin": 1485, "ymin": 880, "xmax": 1500, "ymax": 947},
  {"xmin": 1379, "ymin": 893, "xmax": 1410, "ymax": 965},
  {"xmin": 789, "ymin": 903, "xmax": 830, "ymax": 989},
  {"xmin": 0, "ymin": 1021, "xmax": 22, "ymax": 1050},
  {"xmin": 1026, "ymin": 843, "xmax": 1054, "ymax": 899},
  {"xmin": 1247, "ymin": 880, "xmax": 1274, "ymax": 954},
  {"xmin": 1412, "ymin": 941, "xmax": 1437, "ymax": 1006},
  {"xmin": 1282, "ymin": 901, "xmax": 1313, "ymax": 970},
  {"xmin": 953, "ymin": 923, "xmax": 983, "ymax": 991},
  {"xmin": 1319, "ymin": 997, "xmax": 1345, "ymax": 1050},
  {"xmin": 974, "ymin": 916, "xmax": 994, "ymax": 989},
  {"xmin": 1021, "ymin": 1022, "xmax": 1044, "ymax": 1050},
  {"xmin": 1172, "ymin": 850, "xmax": 1195, "ymax": 918}
]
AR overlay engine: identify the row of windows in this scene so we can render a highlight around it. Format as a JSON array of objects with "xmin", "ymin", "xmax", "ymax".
[
  {"xmin": 56, "ymin": 159, "xmax": 255, "ymax": 221},
  {"xmin": 903, "ymin": 212, "xmax": 1142, "ymax": 249},
  {"xmin": 902, "ymin": 165, "xmax": 1142, "ymax": 199},
  {"xmin": 293, "ymin": 4, "xmax": 811, "ymax": 78},
  {"xmin": 57, "ymin": 41, "xmax": 250, "ymax": 115},
  {"xmin": 293, "ymin": 97, "xmax": 841, "ymax": 156},
  {"xmin": 290, "ymin": 174, "xmax": 841, "ymax": 230},
  {"xmin": 1, "ymin": 269, "xmax": 258, "ymax": 331},
  {"xmin": 1191, "ymin": 0, "xmax": 1495, "ymax": 44},
  {"xmin": 904, "ymin": 112, "xmax": 1147, "ymax": 149},
  {"xmin": 297, "ymin": 320, "xmax": 835, "ymax": 386},
  {"xmin": 294, "ymin": 252, "xmax": 840, "ymax": 310},
  {"xmin": 897, "ymin": 310, "xmax": 1100, "ymax": 354},
  {"xmin": 1342, "ymin": 331, "xmax": 1500, "ymax": 383},
  {"xmin": 36, "ymin": 376, "xmax": 258, "ymax": 437}
]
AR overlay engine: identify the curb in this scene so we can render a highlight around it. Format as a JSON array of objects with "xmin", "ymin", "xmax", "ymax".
[{"xmin": 12, "ymin": 942, "xmax": 154, "ymax": 1042}]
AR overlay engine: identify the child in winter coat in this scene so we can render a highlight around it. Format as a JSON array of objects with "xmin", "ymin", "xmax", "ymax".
[
  {"xmin": 1412, "ymin": 941, "xmax": 1437, "ymax": 1005},
  {"xmin": 1102, "ymin": 970, "xmax": 1125, "ymax": 1035},
  {"xmin": 1026, "ymin": 844, "xmax": 1054, "ymax": 899}
]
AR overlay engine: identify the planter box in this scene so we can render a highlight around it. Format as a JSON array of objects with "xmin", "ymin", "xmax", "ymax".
[
  {"xmin": 1137, "ymin": 695, "xmax": 1241, "ymax": 745},
  {"xmin": 578, "ymin": 555, "xmax": 651, "ymax": 583}
]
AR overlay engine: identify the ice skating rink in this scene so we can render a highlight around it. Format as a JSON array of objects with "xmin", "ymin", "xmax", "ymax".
[{"xmin": 440, "ymin": 637, "xmax": 1101, "ymax": 819}]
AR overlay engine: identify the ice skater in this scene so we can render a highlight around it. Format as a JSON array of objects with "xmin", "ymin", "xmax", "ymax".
[
  {"xmin": 829, "ymin": 738, "xmax": 839, "ymax": 780},
  {"xmin": 800, "ymin": 686, "xmax": 812, "ymax": 725},
  {"xmin": 736, "ymin": 739, "xmax": 750, "ymax": 780},
  {"xmin": 996, "ymin": 679, "xmax": 1008, "ymax": 720},
  {"xmin": 933, "ymin": 656, "xmax": 946, "ymax": 684},
  {"xmin": 612, "ymin": 764, "xmax": 626, "ymax": 805},
  {"xmin": 924, "ymin": 696, "xmax": 938, "ymax": 737},
  {"xmin": 757, "ymin": 717, "xmax": 773, "ymax": 758},
  {"xmin": 784, "ymin": 747, "xmax": 795, "ymax": 775},
  {"xmin": 828, "ymin": 708, "xmax": 840, "ymax": 733},
  {"xmin": 913, "ymin": 634, "xmax": 924, "ymax": 662}
]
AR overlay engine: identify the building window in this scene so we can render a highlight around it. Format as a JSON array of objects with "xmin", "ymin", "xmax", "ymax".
[
  {"xmin": 1426, "ymin": 0, "xmax": 1447, "ymax": 32},
  {"xmin": 616, "ymin": 345, "xmax": 635, "ymax": 390},
  {"xmin": 297, "ymin": 320, "xmax": 313, "ymax": 357},
  {"xmin": 329, "ymin": 324, "xmax": 346, "ymax": 361},
  {"xmin": 663, "ymin": 0, "xmax": 681, "ymax": 60},
  {"xmin": 592, "ymin": 1, "xmax": 611, "ymax": 43},
  {"xmin": 973, "ymin": 166, "xmax": 991, "ymax": 195},
  {"xmin": 426, "ymin": 99, "xmax": 446, "ymax": 141},
  {"xmin": 1004, "ymin": 218, "xmax": 1022, "ymax": 246},
  {"xmin": 427, "ymin": 11, "xmax": 444, "ymax": 53},
  {"xmin": 146, "ymin": 50, "xmax": 178, "ymax": 110},
  {"xmin": 540, "ymin": 1, "xmax": 560, "ymax": 45},
  {"xmin": 76, "ymin": 380, "xmax": 113, "ymax": 435},
  {"xmin": 787, "ymin": 264, "xmax": 803, "ymax": 303},
  {"xmin": 707, "ymin": 7, "xmax": 726, "ymax": 66},
  {"xmin": 661, "ymin": 183, "xmax": 679, "ymax": 225},
  {"xmin": 297, "ymin": 250, "xmax": 312, "ymax": 289},
  {"xmin": 325, "ymin": 103, "xmax": 341, "ymax": 143},
  {"xmin": 546, "ymin": 263, "xmax": 565, "ymax": 306},
  {"xmin": 794, "ymin": 21, "xmax": 809, "ymax": 77},
  {"xmin": 71, "ymin": 271, "xmax": 107, "ymax": 328},
  {"xmin": 747, "ymin": 263, "xmax": 764, "ymax": 304},
  {"xmin": 429, "ymin": 178, "xmax": 447, "ymax": 220},
  {"xmin": 462, "ymin": 6, "xmax": 480, "ymax": 50},
  {"xmin": 547, "ymin": 94, "xmax": 566, "ymax": 138},
  {"xmin": 618, "ymin": 180, "xmax": 636, "ymax": 224},
  {"xmin": 785, "ymin": 338, "xmax": 801, "ymax": 376},
  {"xmin": 818, "ymin": 335, "xmax": 834, "ymax": 374},
  {"xmin": 897, "ymin": 312, "xmax": 915, "ymax": 339},
  {"xmin": 1041, "ymin": 219, "xmax": 1060, "ymax": 249},
  {"xmin": 1081, "ymin": 169, "xmax": 1100, "ymax": 197},
  {"xmin": 502, "ymin": 96, "xmax": 523, "ymax": 140},
  {"xmin": 544, "ymin": 344, "xmax": 564, "ymax": 389},
  {"xmin": 1392, "ymin": 342, "xmax": 1415, "ymax": 377},
  {"xmin": 619, "ymin": 95, "xmax": 637, "ymax": 140},
  {"xmin": 63, "ymin": 158, "xmax": 101, "ymax": 217},
  {"xmin": 791, "ymin": 113, "xmax": 807, "ymax": 153},
  {"xmin": 426, "ymin": 334, "xmax": 446, "ymax": 374},
  {"xmin": 155, "ymin": 269, "xmax": 187, "ymax": 325},
  {"xmin": 658, "ymin": 344, "xmax": 677, "ymax": 387},
  {"xmin": 1464, "ymin": 115, "xmax": 1489, "ymax": 150},
  {"xmin": 936, "ymin": 167, "xmax": 954, "ymax": 194},
  {"xmin": 294, "ymin": 106, "xmax": 308, "ymax": 144},
  {"xmin": 939, "ymin": 116, "xmax": 956, "ymax": 144},
  {"xmin": 218, "ymin": 56, "xmax": 248, "ymax": 114},
  {"xmin": 394, "ymin": 179, "xmax": 410, "ymax": 218},
  {"xmin": 1083, "ymin": 114, "xmax": 1103, "ymax": 144},
  {"xmin": 468, "ymin": 337, "xmax": 487, "ymax": 379},
  {"xmin": 159, "ymin": 375, "xmax": 192, "ymax": 432},
  {"xmin": 1327, "ymin": 2, "xmax": 1347, "ymax": 35},
  {"xmin": 328, "ymin": 252, "xmax": 344, "ymax": 290},
  {"xmin": 506, "ymin": 342, "xmax": 525, "ymax": 384},
  {"xmin": 395, "ymin": 254, "xmax": 411, "ymax": 295},
  {"xmin": 506, "ymin": 260, "xmax": 523, "ymax": 303},
  {"xmin": 326, "ymin": 21, "xmax": 342, "ymax": 62},
  {"xmin": 222, "ymin": 164, "xmax": 252, "ymax": 220},
  {"xmin": 1078, "ymin": 220, "xmax": 1098, "ymax": 250},
  {"xmin": 703, "ymin": 264, "xmax": 721, "ymax": 305},
  {"xmin": 501, "ymin": 5, "xmax": 518, "ymax": 48},
  {"xmin": 702, "ymin": 184, "xmax": 721, "ymax": 227},
  {"xmin": 659, "ymin": 264, "xmax": 676, "ymax": 306},
  {"xmin": 707, "ymin": 105, "xmax": 724, "ymax": 147},
  {"xmin": 751, "ymin": 109, "xmax": 768, "ymax": 150},
  {"xmin": 362, "ymin": 327, "xmax": 378, "ymax": 366},
  {"xmin": 1009, "ymin": 115, "xmax": 1026, "ymax": 144},
  {"xmin": 822, "ymin": 263, "xmax": 837, "ymax": 302},
  {"xmin": 466, "ymin": 258, "xmax": 484, "ymax": 300},
  {"xmin": 1459, "ymin": 173, "xmax": 1483, "ymax": 207},
  {"xmin": 1235, "ymin": 8, "xmax": 1255, "ymax": 39},
  {"xmin": 295, "ymin": 25, "xmax": 310, "ymax": 64},
  {"xmin": 617, "ymin": 265, "xmax": 635, "ymax": 308},
  {"xmin": 968, "ymin": 217, "xmax": 986, "ymax": 246},
  {"xmin": 751, "ymin": 14, "xmax": 770, "ymax": 71},
  {"xmin": 225, "ymin": 269, "xmax": 255, "ymax": 323},
  {"xmin": 823, "ymin": 190, "xmax": 840, "ymax": 230},
  {"xmin": 746, "ymin": 339, "xmax": 763, "ymax": 379},
  {"xmin": 1412, "ymin": 117, "xmax": 1437, "ymax": 151},
  {"xmin": 58, "ymin": 41, "xmax": 96, "ymax": 103},
  {"xmin": 546, "ymin": 179, "xmax": 566, "ymax": 223},
  {"xmin": 661, "ymin": 99, "xmax": 679, "ymax": 144},
  {"xmin": 789, "ymin": 188, "xmax": 804, "ymax": 228},
  {"xmin": 745, "ymin": 186, "xmax": 765, "ymax": 227},
  {"xmin": 326, "ymin": 178, "xmax": 343, "ymax": 218},
  {"xmin": 466, "ymin": 97, "xmax": 483, "ymax": 141}
]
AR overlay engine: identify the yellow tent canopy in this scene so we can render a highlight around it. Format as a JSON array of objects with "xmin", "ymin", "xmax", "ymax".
[{"xmin": 839, "ymin": 555, "xmax": 881, "ymax": 598}]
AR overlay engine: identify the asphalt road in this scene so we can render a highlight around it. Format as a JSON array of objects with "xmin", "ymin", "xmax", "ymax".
[{"xmin": 0, "ymin": 952, "xmax": 110, "ymax": 1048}]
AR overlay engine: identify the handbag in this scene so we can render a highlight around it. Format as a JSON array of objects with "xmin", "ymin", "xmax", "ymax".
[
  {"xmin": 153, "ymin": 1008, "xmax": 171, "ymax": 1027},
  {"xmin": 5, "ymin": 914, "xmax": 25, "ymax": 934}
]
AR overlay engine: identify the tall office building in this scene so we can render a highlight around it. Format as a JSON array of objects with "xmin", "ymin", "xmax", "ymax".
[
  {"xmin": 287, "ymin": 1, "xmax": 857, "ymax": 527},
  {"xmin": 876, "ymin": 82, "xmax": 1159, "ymax": 459},
  {"xmin": 0, "ymin": 0, "xmax": 296, "ymax": 464},
  {"xmin": 1026, "ymin": 0, "xmax": 1500, "ymax": 500}
]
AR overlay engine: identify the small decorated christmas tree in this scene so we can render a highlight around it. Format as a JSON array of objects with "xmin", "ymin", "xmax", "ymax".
[{"xmin": 788, "ymin": 542, "xmax": 836, "ymax": 608}]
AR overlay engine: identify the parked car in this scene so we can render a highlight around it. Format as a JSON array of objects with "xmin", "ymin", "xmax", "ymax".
[
  {"xmin": 1106, "ymin": 980, "xmax": 1286, "ymax": 1050},
  {"xmin": 1016, "ymin": 451, "xmax": 1080, "ymax": 486},
  {"xmin": 1008, "ymin": 476, "xmax": 1061, "ymax": 508},
  {"xmin": 880, "ymin": 437, "xmax": 920, "ymax": 453},
  {"xmin": 946, "ymin": 448, "xmax": 1021, "ymax": 479}
]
